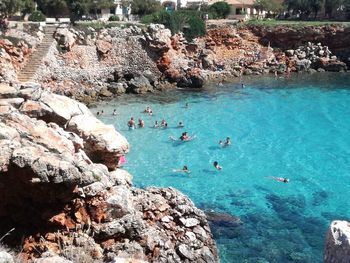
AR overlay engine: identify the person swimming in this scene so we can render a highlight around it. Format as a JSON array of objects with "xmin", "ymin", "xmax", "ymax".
[
  {"xmin": 127, "ymin": 117, "xmax": 136, "ymax": 129},
  {"xmin": 112, "ymin": 109, "xmax": 117, "ymax": 116},
  {"xmin": 97, "ymin": 111, "xmax": 100, "ymax": 116},
  {"xmin": 138, "ymin": 119, "xmax": 145, "ymax": 128},
  {"xmin": 268, "ymin": 176, "xmax": 289, "ymax": 183},
  {"xmin": 169, "ymin": 132, "xmax": 195, "ymax": 142},
  {"xmin": 173, "ymin": 165, "xmax": 191, "ymax": 174},
  {"xmin": 180, "ymin": 132, "xmax": 190, "ymax": 141},
  {"xmin": 153, "ymin": 120, "xmax": 159, "ymax": 128},
  {"xmin": 161, "ymin": 119, "xmax": 167, "ymax": 128},
  {"xmin": 213, "ymin": 161, "xmax": 222, "ymax": 170},
  {"xmin": 224, "ymin": 137, "xmax": 231, "ymax": 146},
  {"xmin": 178, "ymin": 121, "xmax": 184, "ymax": 128},
  {"xmin": 144, "ymin": 106, "xmax": 153, "ymax": 115}
]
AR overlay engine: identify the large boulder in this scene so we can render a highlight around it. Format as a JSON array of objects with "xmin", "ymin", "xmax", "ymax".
[
  {"xmin": 67, "ymin": 114, "xmax": 129, "ymax": 169},
  {"xmin": 96, "ymin": 39, "xmax": 112, "ymax": 57},
  {"xmin": 55, "ymin": 28, "xmax": 76, "ymax": 51},
  {"xmin": 325, "ymin": 220, "xmax": 350, "ymax": 263},
  {"xmin": 128, "ymin": 76, "xmax": 153, "ymax": 94}
]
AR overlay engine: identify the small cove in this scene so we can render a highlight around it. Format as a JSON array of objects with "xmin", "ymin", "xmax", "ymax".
[{"xmin": 95, "ymin": 73, "xmax": 350, "ymax": 262}]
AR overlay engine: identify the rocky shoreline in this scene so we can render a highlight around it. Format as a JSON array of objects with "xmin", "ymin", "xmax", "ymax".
[
  {"xmin": 1, "ymin": 22, "xmax": 350, "ymax": 262},
  {"xmin": 0, "ymin": 83, "xmax": 218, "ymax": 262},
  {"xmin": 1, "ymin": 23, "xmax": 349, "ymax": 105}
]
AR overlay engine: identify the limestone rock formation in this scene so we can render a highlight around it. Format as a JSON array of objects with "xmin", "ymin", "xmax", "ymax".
[
  {"xmin": 0, "ymin": 83, "xmax": 219, "ymax": 263},
  {"xmin": 324, "ymin": 220, "xmax": 350, "ymax": 263},
  {"xmin": 55, "ymin": 28, "xmax": 76, "ymax": 51}
]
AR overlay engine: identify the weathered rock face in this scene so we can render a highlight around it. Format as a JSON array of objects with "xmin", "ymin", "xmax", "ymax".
[
  {"xmin": 325, "ymin": 220, "xmax": 350, "ymax": 263},
  {"xmin": 55, "ymin": 28, "xmax": 76, "ymax": 52},
  {"xmin": 0, "ymin": 83, "xmax": 219, "ymax": 263},
  {"xmin": 249, "ymin": 25, "xmax": 350, "ymax": 65}
]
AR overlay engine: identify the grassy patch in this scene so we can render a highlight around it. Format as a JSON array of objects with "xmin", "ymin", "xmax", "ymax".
[{"xmin": 245, "ymin": 19, "xmax": 350, "ymax": 27}]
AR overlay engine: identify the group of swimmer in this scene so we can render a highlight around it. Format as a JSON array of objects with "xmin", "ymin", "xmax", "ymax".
[{"xmin": 100, "ymin": 104, "xmax": 290, "ymax": 183}]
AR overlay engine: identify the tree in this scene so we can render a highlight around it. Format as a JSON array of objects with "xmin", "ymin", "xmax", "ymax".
[
  {"xmin": 131, "ymin": 0, "xmax": 162, "ymax": 16},
  {"xmin": 284, "ymin": 0, "xmax": 312, "ymax": 18},
  {"xmin": 91, "ymin": 0, "xmax": 115, "ymax": 10},
  {"xmin": 209, "ymin": 1, "xmax": 231, "ymax": 18},
  {"xmin": 36, "ymin": 0, "xmax": 70, "ymax": 17},
  {"xmin": 309, "ymin": 0, "xmax": 323, "ymax": 18},
  {"xmin": 20, "ymin": 0, "xmax": 36, "ymax": 16},
  {"xmin": 254, "ymin": 0, "xmax": 284, "ymax": 13},
  {"xmin": 0, "ymin": 0, "xmax": 22, "ymax": 18},
  {"xmin": 324, "ymin": 0, "xmax": 343, "ymax": 18},
  {"xmin": 67, "ymin": 0, "xmax": 93, "ymax": 21}
]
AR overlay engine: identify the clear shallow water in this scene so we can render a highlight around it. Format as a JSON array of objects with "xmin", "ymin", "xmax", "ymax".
[{"xmin": 95, "ymin": 73, "xmax": 350, "ymax": 263}]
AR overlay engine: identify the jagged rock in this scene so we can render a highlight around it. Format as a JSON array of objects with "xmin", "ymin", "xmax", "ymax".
[
  {"xmin": 55, "ymin": 28, "xmax": 76, "ymax": 51},
  {"xmin": 0, "ymin": 84, "xmax": 17, "ymax": 98},
  {"xmin": 295, "ymin": 59, "xmax": 311, "ymax": 72},
  {"xmin": 108, "ymin": 83, "xmax": 127, "ymax": 95},
  {"xmin": 99, "ymin": 87, "xmax": 113, "ymax": 97},
  {"xmin": 111, "ymin": 258, "xmax": 147, "ymax": 263},
  {"xmin": 285, "ymin": 49, "xmax": 294, "ymax": 57},
  {"xmin": 128, "ymin": 76, "xmax": 153, "ymax": 94},
  {"xmin": 96, "ymin": 39, "xmax": 112, "ymax": 57},
  {"xmin": 67, "ymin": 114, "xmax": 129, "ymax": 170},
  {"xmin": 177, "ymin": 244, "xmax": 195, "ymax": 260},
  {"xmin": 325, "ymin": 220, "xmax": 350, "ymax": 263},
  {"xmin": 180, "ymin": 218, "xmax": 200, "ymax": 228},
  {"xmin": 145, "ymin": 24, "xmax": 172, "ymax": 51},
  {"xmin": 34, "ymin": 256, "xmax": 73, "ymax": 263}
]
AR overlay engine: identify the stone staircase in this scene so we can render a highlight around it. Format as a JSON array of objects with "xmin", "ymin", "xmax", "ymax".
[{"xmin": 17, "ymin": 26, "xmax": 57, "ymax": 83}]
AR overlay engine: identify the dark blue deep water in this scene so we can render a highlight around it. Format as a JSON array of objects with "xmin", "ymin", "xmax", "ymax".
[{"xmin": 96, "ymin": 73, "xmax": 350, "ymax": 262}]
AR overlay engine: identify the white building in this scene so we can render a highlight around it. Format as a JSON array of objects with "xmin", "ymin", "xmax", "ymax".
[
  {"xmin": 96, "ymin": 0, "xmax": 131, "ymax": 21},
  {"xmin": 209, "ymin": 0, "xmax": 265, "ymax": 20}
]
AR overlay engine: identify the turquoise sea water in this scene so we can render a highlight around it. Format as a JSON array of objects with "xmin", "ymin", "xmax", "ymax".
[{"xmin": 95, "ymin": 73, "xmax": 350, "ymax": 263}]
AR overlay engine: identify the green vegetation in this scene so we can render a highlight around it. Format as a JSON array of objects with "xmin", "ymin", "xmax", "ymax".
[
  {"xmin": 142, "ymin": 10, "xmax": 206, "ymax": 41},
  {"xmin": 28, "ymin": 10, "xmax": 46, "ymax": 22},
  {"xmin": 253, "ymin": 0, "xmax": 284, "ymax": 14},
  {"xmin": 108, "ymin": 15, "xmax": 120, "ymax": 21},
  {"xmin": 208, "ymin": 1, "xmax": 231, "ymax": 19},
  {"xmin": 131, "ymin": 0, "xmax": 162, "ymax": 16}
]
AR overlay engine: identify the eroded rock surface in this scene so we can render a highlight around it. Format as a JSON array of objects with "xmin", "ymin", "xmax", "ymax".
[
  {"xmin": 0, "ymin": 83, "xmax": 219, "ymax": 263},
  {"xmin": 325, "ymin": 220, "xmax": 350, "ymax": 263}
]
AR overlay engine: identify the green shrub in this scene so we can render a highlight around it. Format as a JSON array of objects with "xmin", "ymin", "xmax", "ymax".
[
  {"xmin": 209, "ymin": 1, "xmax": 231, "ymax": 19},
  {"xmin": 141, "ymin": 10, "xmax": 170, "ymax": 25},
  {"xmin": 108, "ymin": 15, "xmax": 119, "ymax": 21},
  {"xmin": 141, "ymin": 10, "xmax": 206, "ymax": 41},
  {"xmin": 185, "ymin": 15, "xmax": 206, "ymax": 40},
  {"xmin": 28, "ymin": 10, "xmax": 46, "ymax": 22},
  {"xmin": 132, "ymin": 0, "xmax": 162, "ymax": 16}
]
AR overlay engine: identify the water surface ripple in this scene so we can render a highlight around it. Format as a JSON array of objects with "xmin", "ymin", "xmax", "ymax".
[{"xmin": 96, "ymin": 73, "xmax": 350, "ymax": 263}]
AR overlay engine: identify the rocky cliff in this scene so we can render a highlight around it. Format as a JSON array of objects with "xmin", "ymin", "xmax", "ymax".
[
  {"xmin": 248, "ymin": 24, "xmax": 350, "ymax": 64},
  {"xmin": 1, "ymin": 23, "xmax": 348, "ymax": 105},
  {"xmin": 0, "ymin": 83, "xmax": 218, "ymax": 263}
]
